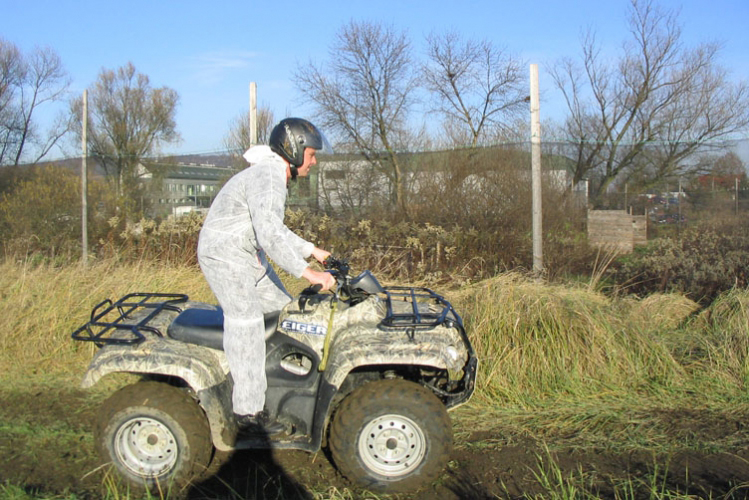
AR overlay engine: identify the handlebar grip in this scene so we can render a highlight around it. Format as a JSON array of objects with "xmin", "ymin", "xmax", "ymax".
[{"xmin": 301, "ymin": 283, "xmax": 323, "ymax": 296}]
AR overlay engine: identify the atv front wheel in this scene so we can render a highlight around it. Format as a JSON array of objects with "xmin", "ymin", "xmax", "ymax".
[
  {"xmin": 329, "ymin": 379, "xmax": 452, "ymax": 493},
  {"xmin": 95, "ymin": 381, "xmax": 213, "ymax": 494}
]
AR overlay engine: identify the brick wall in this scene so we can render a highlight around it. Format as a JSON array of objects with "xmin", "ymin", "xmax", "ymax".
[{"xmin": 587, "ymin": 210, "xmax": 648, "ymax": 252}]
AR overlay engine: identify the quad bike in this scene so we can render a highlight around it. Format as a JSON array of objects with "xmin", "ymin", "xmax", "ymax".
[{"xmin": 71, "ymin": 257, "xmax": 477, "ymax": 494}]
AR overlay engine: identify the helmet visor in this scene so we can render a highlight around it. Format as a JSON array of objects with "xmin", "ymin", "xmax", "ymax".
[{"xmin": 317, "ymin": 130, "xmax": 334, "ymax": 156}]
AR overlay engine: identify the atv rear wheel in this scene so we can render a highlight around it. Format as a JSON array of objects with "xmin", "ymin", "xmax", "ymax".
[
  {"xmin": 95, "ymin": 381, "xmax": 213, "ymax": 494},
  {"xmin": 329, "ymin": 379, "xmax": 452, "ymax": 493}
]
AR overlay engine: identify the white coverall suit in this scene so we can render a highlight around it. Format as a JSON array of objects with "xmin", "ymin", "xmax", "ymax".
[{"xmin": 197, "ymin": 145, "xmax": 314, "ymax": 416}]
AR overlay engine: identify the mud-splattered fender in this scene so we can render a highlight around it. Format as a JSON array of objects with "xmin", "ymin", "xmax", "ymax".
[
  {"xmin": 80, "ymin": 338, "xmax": 238, "ymax": 450},
  {"xmin": 322, "ymin": 325, "xmax": 470, "ymax": 389},
  {"xmin": 80, "ymin": 338, "xmax": 230, "ymax": 390}
]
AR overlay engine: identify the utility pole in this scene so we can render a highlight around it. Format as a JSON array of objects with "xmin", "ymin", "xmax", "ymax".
[
  {"xmin": 530, "ymin": 64, "xmax": 543, "ymax": 276},
  {"xmin": 81, "ymin": 90, "xmax": 88, "ymax": 266},
  {"xmin": 677, "ymin": 178, "xmax": 682, "ymax": 237},
  {"xmin": 249, "ymin": 82, "xmax": 258, "ymax": 146},
  {"xmin": 737, "ymin": 177, "xmax": 740, "ymax": 216}
]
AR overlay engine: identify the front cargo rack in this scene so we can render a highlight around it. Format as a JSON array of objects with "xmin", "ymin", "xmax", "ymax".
[
  {"xmin": 71, "ymin": 293, "xmax": 188, "ymax": 346},
  {"xmin": 380, "ymin": 286, "xmax": 462, "ymax": 330}
]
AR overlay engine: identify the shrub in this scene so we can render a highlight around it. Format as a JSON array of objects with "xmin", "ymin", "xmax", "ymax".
[
  {"xmin": 0, "ymin": 153, "xmax": 595, "ymax": 284},
  {"xmin": 97, "ymin": 211, "xmax": 205, "ymax": 265},
  {"xmin": 0, "ymin": 166, "xmax": 118, "ymax": 261},
  {"xmin": 608, "ymin": 221, "xmax": 749, "ymax": 303},
  {"xmin": 283, "ymin": 209, "xmax": 595, "ymax": 286}
]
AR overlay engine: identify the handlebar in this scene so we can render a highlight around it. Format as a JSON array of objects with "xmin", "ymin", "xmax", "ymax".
[
  {"xmin": 300, "ymin": 256, "xmax": 381, "ymax": 308},
  {"xmin": 323, "ymin": 256, "xmax": 350, "ymax": 277},
  {"xmin": 300, "ymin": 257, "xmax": 347, "ymax": 297}
]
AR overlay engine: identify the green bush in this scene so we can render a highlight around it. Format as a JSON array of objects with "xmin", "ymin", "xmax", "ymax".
[
  {"xmin": 98, "ymin": 211, "xmax": 204, "ymax": 265},
  {"xmin": 283, "ymin": 209, "xmax": 596, "ymax": 285},
  {"xmin": 608, "ymin": 221, "xmax": 749, "ymax": 303},
  {"xmin": 0, "ymin": 166, "xmax": 118, "ymax": 261}
]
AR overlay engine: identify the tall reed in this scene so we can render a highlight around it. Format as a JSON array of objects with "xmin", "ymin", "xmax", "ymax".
[
  {"xmin": 0, "ymin": 258, "xmax": 214, "ymax": 377},
  {"xmin": 449, "ymin": 273, "xmax": 697, "ymax": 408},
  {"xmin": 3, "ymin": 256, "xmax": 748, "ymax": 417}
]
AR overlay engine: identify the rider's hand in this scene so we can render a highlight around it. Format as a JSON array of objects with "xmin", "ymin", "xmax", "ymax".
[
  {"xmin": 302, "ymin": 267, "xmax": 336, "ymax": 291},
  {"xmin": 310, "ymin": 247, "xmax": 331, "ymax": 265}
]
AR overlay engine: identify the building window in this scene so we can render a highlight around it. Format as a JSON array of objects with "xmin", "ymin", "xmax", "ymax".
[{"xmin": 326, "ymin": 170, "xmax": 346, "ymax": 180}]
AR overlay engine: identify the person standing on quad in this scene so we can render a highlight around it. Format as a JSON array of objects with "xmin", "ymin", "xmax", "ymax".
[{"xmin": 197, "ymin": 117, "xmax": 336, "ymax": 433}]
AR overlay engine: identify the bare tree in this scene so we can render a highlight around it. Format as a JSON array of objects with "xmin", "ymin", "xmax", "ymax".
[
  {"xmin": 552, "ymin": 0, "xmax": 749, "ymax": 201},
  {"xmin": 294, "ymin": 21, "xmax": 417, "ymax": 215},
  {"xmin": 71, "ymin": 62, "xmax": 180, "ymax": 198},
  {"xmin": 0, "ymin": 39, "xmax": 23, "ymax": 165},
  {"xmin": 223, "ymin": 105, "xmax": 275, "ymax": 155},
  {"xmin": 13, "ymin": 47, "xmax": 71, "ymax": 165},
  {"xmin": 712, "ymin": 151, "xmax": 745, "ymax": 178},
  {"xmin": 422, "ymin": 31, "xmax": 527, "ymax": 148},
  {"xmin": 0, "ymin": 39, "xmax": 70, "ymax": 166},
  {"xmin": 318, "ymin": 159, "xmax": 386, "ymax": 215}
]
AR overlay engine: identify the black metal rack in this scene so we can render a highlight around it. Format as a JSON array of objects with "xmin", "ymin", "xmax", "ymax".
[
  {"xmin": 380, "ymin": 286, "xmax": 462, "ymax": 330},
  {"xmin": 71, "ymin": 293, "xmax": 188, "ymax": 346}
]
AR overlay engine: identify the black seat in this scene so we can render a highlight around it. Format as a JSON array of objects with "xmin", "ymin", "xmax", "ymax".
[{"xmin": 167, "ymin": 307, "xmax": 280, "ymax": 350}]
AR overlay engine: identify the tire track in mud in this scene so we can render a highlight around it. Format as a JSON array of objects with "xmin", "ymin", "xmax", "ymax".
[{"xmin": 2, "ymin": 386, "xmax": 749, "ymax": 499}]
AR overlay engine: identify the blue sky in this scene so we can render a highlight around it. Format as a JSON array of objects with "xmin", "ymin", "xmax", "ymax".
[{"xmin": 3, "ymin": 0, "xmax": 749, "ymax": 159}]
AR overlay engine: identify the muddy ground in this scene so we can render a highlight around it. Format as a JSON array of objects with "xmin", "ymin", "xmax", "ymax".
[{"xmin": 2, "ymin": 386, "xmax": 749, "ymax": 499}]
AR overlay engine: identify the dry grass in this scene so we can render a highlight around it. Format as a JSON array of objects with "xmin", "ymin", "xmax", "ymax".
[
  {"xmin": 3, "ymin": 257, "xmax": 749, "ymax": 499},
  {"xmin": 2, "ymin": 256, "xmax": 748, "ymax": 446},
  {"xmin": 0, "ymin": 255, "xmax": 317, "ymax": 380},
  {"xmin": 0, "ymin": 258, "xmax": 214, "ymax": 378},
  {"xmin": 444, "ymin": 273, "xmax": 749, "ymax": 451},
  {"xmin": 448, "ymin": 273, "xmax": 697, "ymax": 409}
]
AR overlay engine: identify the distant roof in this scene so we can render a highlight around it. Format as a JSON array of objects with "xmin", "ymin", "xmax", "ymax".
[{"xmin": 161, "ymin": 163, "xmax": 232, "ymax": 181}]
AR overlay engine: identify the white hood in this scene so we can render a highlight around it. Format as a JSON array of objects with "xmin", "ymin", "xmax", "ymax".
[{"xmin": 242, "ymin": 145, "xmax": 284, "ymax": 166}]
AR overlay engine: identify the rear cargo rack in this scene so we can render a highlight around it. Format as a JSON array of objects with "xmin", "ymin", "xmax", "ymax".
[
  {"xmin": 71, "ymin": 293, "xmax": 188, "ymax": 346},
  {"xmin": 380, "ymin": 286, "xmax": 462, "ymax": 330}
]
